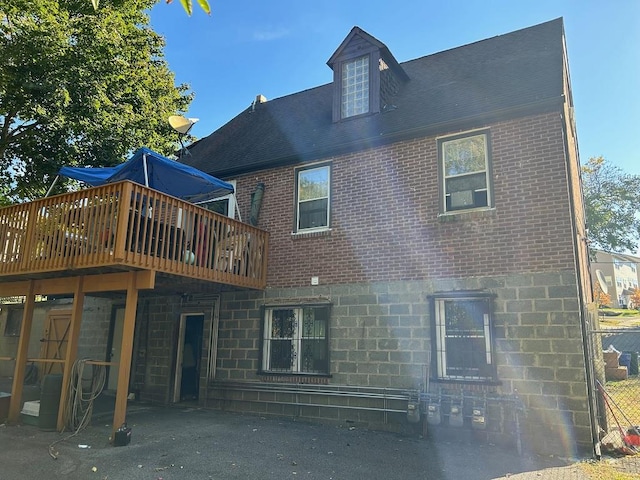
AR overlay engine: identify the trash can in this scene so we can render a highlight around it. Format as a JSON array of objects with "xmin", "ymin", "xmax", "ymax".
[
  {"xmin": 624, "ymin": 351, "xmax": 639, "ymax": 375},
  {"xmin": 39, "ymin": 374, "xmax": 63, "ymax": 431},
  {"xmin": 619, "ymin": 352, "xmax": 632, "ymax": 370}
]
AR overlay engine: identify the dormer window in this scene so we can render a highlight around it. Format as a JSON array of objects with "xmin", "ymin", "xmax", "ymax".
[
  {"xmin": 328, "ymin": 27, "xmax": 409, "ymax": 123},
  {"xmin": 341, "ymin": 55, "xmax": 370, "ymax": 118}
]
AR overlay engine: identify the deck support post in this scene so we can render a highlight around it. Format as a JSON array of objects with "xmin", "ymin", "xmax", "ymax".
[
  {"xmin": 8, "ymin": 281, "xmax": 36, "ymax": 422},
  {"xmin": 111, "ymin": 272, "xmax": 139, "ymax": 442}
]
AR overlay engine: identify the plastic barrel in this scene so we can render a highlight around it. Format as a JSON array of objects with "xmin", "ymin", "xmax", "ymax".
[
  {"xmin": 39, "ymin": 374, "xmax": 63, "ymax": 431},
  {"xmin": 619, "ymin": 353, "xmax": 632, "ymax": 371},
  {"xmin": 625, "ymin": 351, "xmax": 639, "ymax": 375}
]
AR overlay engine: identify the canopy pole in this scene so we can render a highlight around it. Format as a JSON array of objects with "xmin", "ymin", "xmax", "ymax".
[
  {"xmin": 45, "ymin": 175, "xmax": 60, "ymax": 197},
  {"xmin": 233, "ymin": 193, "xmax": 242, "ymax": 222},
  {"xmin": 142, "ymin": 153, "xmax": 149, "ymax": 187}
]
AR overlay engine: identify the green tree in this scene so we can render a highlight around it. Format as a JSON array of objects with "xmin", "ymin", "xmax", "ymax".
[
  {"xmin": 0, "ymin": 0, "xmax": 193, "ymax": 201},
  {"xmin": 582, "ymin": 156, "xmax": 640, "ymax": 253}
]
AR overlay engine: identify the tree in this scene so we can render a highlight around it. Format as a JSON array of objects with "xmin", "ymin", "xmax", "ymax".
[
  {"xmin": 581, "ymin": 156, "xmax": 640, "ymax": 254},
  {"xmin": 593, "ymin": 280, "xmax": 611, "ymax": 308},
  {"xmin": 630, "ymin": 288, "xmax": 640, "ymax": 311},
  {"xmin": 165, "ymin": 0, "xmax": 211, "ymax": 16},
  {"xmin": 0, "ymin": 0, "xmax": 193, "ymax": 201}
]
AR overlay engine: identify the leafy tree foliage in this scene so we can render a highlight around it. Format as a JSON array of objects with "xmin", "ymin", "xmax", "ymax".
[
  {"xmin": 630, "ymin": 288, "xmax": 640, "ymax": 311},
  {"xmin": 593, "ymin": 280, "xmax": 611, "ymax": 308},
  {"xmin": 582, "ymin": 156, "xmax": 640, "ymax": 254},
  {"xmin": 0, "ymin": 0, "xmax": 193, "ymax": 201}
]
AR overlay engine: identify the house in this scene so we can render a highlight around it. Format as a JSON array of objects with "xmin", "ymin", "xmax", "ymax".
[
  {"xmin": 590, "ymin": 249, "xmax": 640, "ymax": 309},
  {"xmin": 0, "ymin": 18, "xmax": 599, "ymax": 457}
]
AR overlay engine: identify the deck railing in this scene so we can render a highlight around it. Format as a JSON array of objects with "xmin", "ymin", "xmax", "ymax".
[{"xmin": 0, "ymin": 181, "xmax": 268, "ymax": 289}]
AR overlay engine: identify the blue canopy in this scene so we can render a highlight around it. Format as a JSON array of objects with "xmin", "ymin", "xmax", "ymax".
[{"xmin": 58, "ymin": 147, "xmax": 234, "ymax": 203}]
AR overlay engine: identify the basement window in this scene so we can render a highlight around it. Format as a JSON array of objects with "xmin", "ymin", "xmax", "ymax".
[
  {"xmin": 430, "ymin": 293, "xmax": 496, "ymax": 382},
  {"xmin": 261, "ymin": 305, "xmax": 330, "ymax": 375}
]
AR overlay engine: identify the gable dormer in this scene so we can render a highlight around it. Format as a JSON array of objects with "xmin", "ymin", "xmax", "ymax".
[{"xmin": 327, "ymin": 27, "xmax": 409, "ymax": 123}]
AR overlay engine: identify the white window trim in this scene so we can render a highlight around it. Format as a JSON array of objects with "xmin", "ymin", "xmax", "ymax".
[
  {"xmin": 196, "ymin": 180, "xmax": 237, "ymax": 219},
  {"xmin": 438, "ymin": 130, "xmax": 492, "ymax": 214},
  {"xmin": 262, "ymin": 306, "xmax": 329, "ymax": 374},
  {"xmin": 434, "ymin": 296, "xmax": 494, "ymax": 382},
  {"xmin": 296, "ymin": 165, "xmax": 330, "ymax": 233}
]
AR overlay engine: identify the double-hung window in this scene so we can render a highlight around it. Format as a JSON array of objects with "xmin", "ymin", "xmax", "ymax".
[
  {"xmin": 295, "ymin": 164, "xmax": 330, "ymax": 232},
  {"xmin": 341, "ymin": 55, "xmax": 370, "ymax": 118},
  {"xmin": 439, "ymin": 131, "xmax": 492, "ymax": 212},
  {"xmin": 431, "ymin": 293, "xmax": 496, "ymax": 381},
  {"xmin": 261, "ymin": 306, "xmax": 330, "ymax": 375}
]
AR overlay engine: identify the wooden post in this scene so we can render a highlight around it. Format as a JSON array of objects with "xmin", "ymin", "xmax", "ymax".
[
  {"xmin": 8, "ymin": 281, "xmax": 36, "ymax": 422},
  {"xmin": 56, "ymin": 277, "xmax": 84, "ymax": 431},
  {"xmin": 111, "ymin": 272, "xmax": 138, "ymax": 441}
]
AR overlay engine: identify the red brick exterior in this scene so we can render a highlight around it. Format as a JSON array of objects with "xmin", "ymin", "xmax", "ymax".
[{"xmin": 233, "ymin": 111, "xmax": 577, "ymax": 289}]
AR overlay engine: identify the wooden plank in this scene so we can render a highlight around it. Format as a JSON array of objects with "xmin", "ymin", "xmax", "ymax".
[
  {"xmin": 8, "ymin": 281, "xmax": 35, "ymax": 422},
  {"xmin": 111, "ymin": 272, "xmax": 138, "ymax": 442},
  {"xmin": 56, "ymin": 279, "xmax": 85, "ymax": 431},
  {"xmin": 0, "ymin": 270, "xmax": 155, "ymax": 296}
]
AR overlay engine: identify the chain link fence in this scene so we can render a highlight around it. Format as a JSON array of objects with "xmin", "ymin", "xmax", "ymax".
[{"xmin": 588, "ymin": 307, "xmax": 640, "ymax": 467}]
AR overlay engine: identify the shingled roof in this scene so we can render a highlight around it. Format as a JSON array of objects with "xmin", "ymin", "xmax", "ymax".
[{"xmin": 185, "ymin": 18, "xmax": 566, "ymax": 177}]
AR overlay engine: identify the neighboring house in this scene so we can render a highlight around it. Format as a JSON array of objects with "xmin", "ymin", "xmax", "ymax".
[
  {"xmin": 590, "ymin": 249, "xmax": 640, "ymax": 309},
  {"xmin": 0, "ymin": 18, "xmax": 598, "ymax": 457}
]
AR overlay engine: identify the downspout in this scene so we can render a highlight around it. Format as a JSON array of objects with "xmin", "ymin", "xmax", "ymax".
[{"xmin": 560, "ymin": 107, "xmax": 601, "ymax": 458}]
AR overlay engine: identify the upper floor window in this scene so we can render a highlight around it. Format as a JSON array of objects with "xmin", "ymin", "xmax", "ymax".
[
  {"xmin": 439, "ymin": 131, "xmax": 492, "ymax": 213},
  {"xmin": 295, "ymin": 164, "xmax": 330, "ymax": 232},
  {"xmin": 430, "ymin": 293, "xmax": 496, "ymax": 382},
  {"xmin": 341, "ymin": 55, "xmax": 369, "ymax": 118},
  {"xmin": 261, "ymin": 305, "xmax": 330, "ymax": 375},
  {"xmin": 200, "ymin": 180, "xmax": 236, "ymax": 219}
]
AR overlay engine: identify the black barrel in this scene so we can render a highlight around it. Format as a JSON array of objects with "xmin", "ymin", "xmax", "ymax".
[{"xmin": 39, "ymin": 374, "xmax": 63, "ymax": 431}]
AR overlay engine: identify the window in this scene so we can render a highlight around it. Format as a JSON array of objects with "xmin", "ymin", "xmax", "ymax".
[
  {"xmin": 439, "ymin": 131, "xmax": 492, "ymax": 212},
  {"xmin": 295, "ymin": 164, "xmax": 330, "ymax": 232},
  {"xmin": 4, "ymin": 307, "xmax": 23, "ymax": 337},
  {"xmin": 341, "ymin": 55, "xmax": 369, "ymax": 118},
  {"xmin": 431, "ymin": 294, "xmax": 495, "ymax": 381},
  {"xmin": 261, "ymin": 305, "xmax": 330, "ymax": 375},
  {"xmin": 200, "ymin": 180, "xmax": 236, "ymax": 219}
]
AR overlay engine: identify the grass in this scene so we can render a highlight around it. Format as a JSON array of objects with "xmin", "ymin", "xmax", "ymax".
[
  {"xmin": 605, "ymin": 378, "xmax": 640, "ymax": 426},
  {"xmin": 579, "ymin": 460, "xmax": 640, "ymax": 479}
]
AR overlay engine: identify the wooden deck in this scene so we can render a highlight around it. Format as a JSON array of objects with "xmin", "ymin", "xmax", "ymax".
[{"xmin": 0, "ymin": 180, "xmax": 268, "ymax": 290}]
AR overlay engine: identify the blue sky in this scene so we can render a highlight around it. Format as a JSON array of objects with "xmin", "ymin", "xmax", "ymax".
[{"xmin": 149, "ymin": 0, "xmax": 640, "ymax": 175}]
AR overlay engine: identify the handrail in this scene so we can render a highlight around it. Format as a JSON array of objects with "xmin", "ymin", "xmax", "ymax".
[{"xmin": 0, "ymin": 181, "xmax": 268, "ymax": 290}]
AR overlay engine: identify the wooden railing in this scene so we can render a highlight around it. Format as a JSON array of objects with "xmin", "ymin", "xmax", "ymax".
[{"xmin": 0, "ymin": 181, "xmax": 268, "ymax": 290}]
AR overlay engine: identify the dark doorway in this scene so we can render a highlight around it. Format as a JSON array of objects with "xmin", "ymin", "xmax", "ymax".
[{"xmin": 178, "ymin": 314, "xmax": 204, "ymax": 401}]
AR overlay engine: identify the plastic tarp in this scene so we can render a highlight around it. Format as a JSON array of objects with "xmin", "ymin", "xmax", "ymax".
[{"xmin": 58, "ymin": 147, "xmax": 234, "ymax": 203}]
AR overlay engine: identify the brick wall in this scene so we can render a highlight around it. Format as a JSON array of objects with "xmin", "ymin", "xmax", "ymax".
[{"xmin": 232, "ymin": 111, "xmax": 577, "ymax": 289}]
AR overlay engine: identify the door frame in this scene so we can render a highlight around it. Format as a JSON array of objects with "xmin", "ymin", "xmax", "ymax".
[{"xmin": 172, "ymin": 297, "xmax": 219, "ymax": 403}]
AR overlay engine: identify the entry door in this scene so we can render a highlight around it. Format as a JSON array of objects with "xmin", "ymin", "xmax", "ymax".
[
  {"xmin": 106, "ymin": 307, "xmax": 125, "ymax": 391},
  {"xmin": 173, "ymin": 313, "xmax": 204, "ymax": 402},
  {"xmin": 40, "ymin": 310, "xmax": 71, "ymax": 377}
]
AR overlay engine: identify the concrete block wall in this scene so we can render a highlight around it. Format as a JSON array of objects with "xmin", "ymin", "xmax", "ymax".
[{"xmin": 209, "ymin": 270, "xmax": 591, "ymax": 456}]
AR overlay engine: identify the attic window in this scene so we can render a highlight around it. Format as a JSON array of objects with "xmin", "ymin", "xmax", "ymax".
[{"xmin": 341, "ymin": 55, "xmax": 369, "ymax": 118}]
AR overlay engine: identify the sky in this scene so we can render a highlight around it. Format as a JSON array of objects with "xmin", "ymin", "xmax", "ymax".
[{"xmin": 149, "ymin": 0, "xmax": 640, "ymax": 176}]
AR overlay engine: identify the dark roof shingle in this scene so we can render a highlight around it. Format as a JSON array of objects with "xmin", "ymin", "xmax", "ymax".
[{"xmin": 186, "ymin": 18, "xmax": 565, "ymax": 177}]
